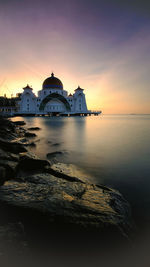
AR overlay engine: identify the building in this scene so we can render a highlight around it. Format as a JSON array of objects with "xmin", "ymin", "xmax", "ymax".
[
  {"xmin": 18, "ymin": 73, "xmax": 89, "ymax": 115},
  {"xmin": 0, "ymin": 73, "xmax": 101, "ymax": 117},
  {"xmin": 0, "ymin": 96, "xmax": 19, "ymax": 117}
]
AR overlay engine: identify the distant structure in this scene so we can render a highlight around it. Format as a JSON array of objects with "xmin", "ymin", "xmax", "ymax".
[
  {"xmin": 0, "ymin": 96, "xmax": 19, "ymax": 117},
  {"xmin": 0, "ymin": 73, "xmax": 101, "ymax": 116}
]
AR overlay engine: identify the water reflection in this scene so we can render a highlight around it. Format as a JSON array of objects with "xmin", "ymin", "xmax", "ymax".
[{"xmin": 42, "ymin": 117, "xmax": 66, "ymax": 129}]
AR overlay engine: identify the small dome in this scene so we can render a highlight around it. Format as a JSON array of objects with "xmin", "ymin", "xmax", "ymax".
[{"xmin": 42, "ymin": 73, "xmax": 63, "ymax": 90}]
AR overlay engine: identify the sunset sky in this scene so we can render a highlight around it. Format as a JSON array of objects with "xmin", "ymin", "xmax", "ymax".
[{"xmin": 0, "ymin": 0, "xmax": 150, "ymax": 114}]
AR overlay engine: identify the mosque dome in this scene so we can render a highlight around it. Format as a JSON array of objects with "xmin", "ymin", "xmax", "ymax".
[{"xmin": 42, "ymin": 73, "xmax": 63, "ymax": 90}]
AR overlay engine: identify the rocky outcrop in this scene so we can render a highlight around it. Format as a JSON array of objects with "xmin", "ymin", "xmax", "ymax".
[
  {"xmin": 0, "ymin": 118, "xmax": 17, "ymax": 140},
  {"xmin": 0, "ymin": 138, "xmax": 27, "ymax": 154},
  {"xmin": 0, "ymin": 173, "xmax": 133, "ymax": 243}
]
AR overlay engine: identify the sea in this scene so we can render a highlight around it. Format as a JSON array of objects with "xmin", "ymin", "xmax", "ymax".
[{"xmin": 12, "ymin": 114, "xmax": 150, "ymax": 230}]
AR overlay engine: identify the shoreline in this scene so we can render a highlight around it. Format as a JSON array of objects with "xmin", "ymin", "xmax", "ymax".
[{"xmin": 0, "ymin": 117, "xmax": 134, "ymax": 258}]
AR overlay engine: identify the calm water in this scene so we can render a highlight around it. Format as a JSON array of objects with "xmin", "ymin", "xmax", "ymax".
[{"xmin": 13, "ymin": 115, "xmax": 150, "ymax": 226}]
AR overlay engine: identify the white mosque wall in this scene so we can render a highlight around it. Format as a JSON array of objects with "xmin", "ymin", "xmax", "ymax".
[
  {"xmin": 73, "ymin": 91, "xmax": 88, "ymax": 113},
  {"xmin": 20, "ymin": 89, "xmax": 36, "ymax": 113},
  {"xmin": 19, "ymin": 85, "xmax": 88, "ymax": 114}
]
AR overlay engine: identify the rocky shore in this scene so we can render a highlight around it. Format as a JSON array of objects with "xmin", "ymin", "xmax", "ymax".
[{"xmin": 0, "ymin": 117, "xmax": 134, "ymax": 259}]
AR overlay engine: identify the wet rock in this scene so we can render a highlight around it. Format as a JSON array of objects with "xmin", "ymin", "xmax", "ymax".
[
  {"xmin": 0, "ymin": 138, "xmax": 27, "ymax": 154},
  {"xmin": 0, "ymin": 128, "xmax": 16, "ymax": 140},
  {"xmin": 51, "ymin": 143, "xmax": 61, "ymax": 146},
  {"xmin": 18, "ymin": 138, "xmax": 28, "ymax": 143},
  {"xmin": 0, "ymin": 118, "xmax": 17, "ymax": 140},
  {"xmin": 24, "ymin": 142, "xmax": 36, "ymax": 147},
  {"xmin": 51, "ymin": 162, "xmax": 92, "ymax": 183},
  {"xmin": 12, "ymin": 121, "xmax": 26, "ymax": 126},
  {"xmin": 46, "ymin": 166, "xmax": 84, "ymax": 183},
  {"xmin": 0, "ymin": 118, "xmax": 16, "ymax": 131},
  {"xmin": 24, "ymin": 132, "xmax": 36, "ymax": 138},
  {"xmin": 27, "ymin": 127, "xmax": 41, "ymax": 131},
  {"xmin": 0, "ymin": 174, "xmax": 133, "ymax": 242},
  {"xmin": 17, "ymin": 139, "xmax": 36, "ymax": 147},
  {"xmin": 17, "ymin": 154, "xmax": 50, "ymax": 175},
  {"xmin": 47, "ymin": 151, "xmax": 64, "ymax": 159}
]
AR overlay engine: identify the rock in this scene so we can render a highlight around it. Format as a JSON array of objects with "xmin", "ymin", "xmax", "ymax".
[
  {"xmin": 47, "ymin": 151, "xmax": 64, "ymax": 159},
  {"xmin": 0, "ymin": 173, "xmax": 133, "ymax": 243},
  {"xmin": 0, "ymin": 167, "xmax": 6, "ymax": 186},
  {"xmin": 0, "ymin": 148, "xmax": 19, "ymax": 162},
  {"xmin": 17, "ymin": 139, "xmax": 36, "ymax": 147},
  {"xmin": 0, "ymin": 159, "xmax": 18, "ymax": 179},
  {"xmin": 46, "ymin": 166, "xmax": 85, "ymax": 183},
  {"xmin": 24, "ymin": 132, "xmax": 36, "ymax": 138},
  {"xmin": 18, "ymin": 138, "xmax": 28, "ymax": 143},
  {"xmin": 0, "ymin": 118, "xmax": 17, "ymax": 140},
  {"xmin": 51, "ymin": 163, "xmax": 92, "ymax": 183},
  {"xmin": 12, "ymin": 121, "xmax": 26, "ymax": 126},
  {"xmin": 24, "ymin": 142, "xmax": 36, "ymax": 147},
  {"xmin": 51, "ymin": 142, "xmax": 61, "ymax": 146},
  {"xmin": 27, "ymin": 127, "xmax": 41, "ymax": 131},
  {"xmin": 0, "ymin": 118, "xmax": 16, "ymax": 131},
  {"xmin": 0, "ymin": 138, "xmax": 27, "ymax": 154},
  {"xmin": 16, "ymin": 154, "xmax": 50, "ymax": 175}
]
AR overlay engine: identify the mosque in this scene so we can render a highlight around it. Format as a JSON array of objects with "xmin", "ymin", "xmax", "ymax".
[
  {"xmin": 18, "ymin": 73, "xmax": 94, "ymax": 116},
  {"xmin": 0, "ymin": 73, "xmax": 101, "ymax": 116}
]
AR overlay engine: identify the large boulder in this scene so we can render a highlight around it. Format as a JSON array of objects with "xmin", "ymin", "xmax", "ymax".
[{"xmin": 0, "ymin": 173, "xmax": 133, "ymax": 243}]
